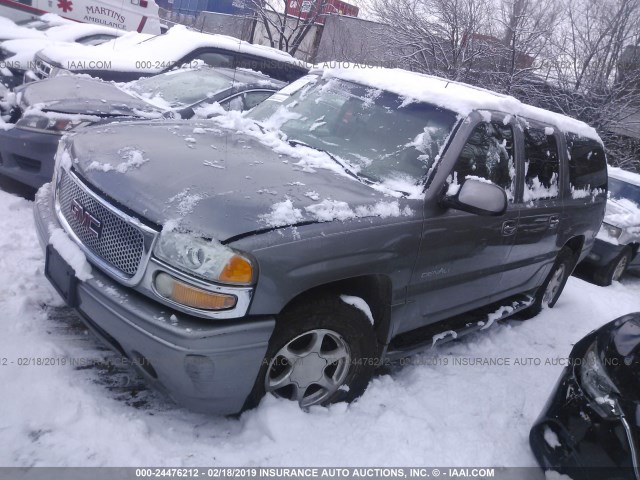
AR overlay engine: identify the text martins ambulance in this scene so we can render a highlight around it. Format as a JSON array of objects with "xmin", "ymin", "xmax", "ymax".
[{"xmin": 0, "ymin": 0, "xmax": 162, "ymax": 34}]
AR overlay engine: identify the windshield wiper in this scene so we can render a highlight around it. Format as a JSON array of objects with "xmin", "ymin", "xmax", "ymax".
[{"xmin": 286, "ymin": 138, "xmax": 364, "ymax": 183}]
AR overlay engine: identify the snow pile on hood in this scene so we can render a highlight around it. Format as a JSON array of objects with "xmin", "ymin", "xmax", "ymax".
[
  {"xmin": 87, "ymin": 148, "xmax": 149, "ymax": 174},
  {"xmin": 317, "ymin": 63, "xmax": 601, "ymax": 142},
  {"xmin": 605, "ymin": 198, "xmax": 640, "ymax": 228},
  {"xmin": 259, "ymin": 198, "xmax": 413, "ymax": 228},
  {"xmin": 0, "ymin": 17, "xmax": 46, "ymax": 40}
]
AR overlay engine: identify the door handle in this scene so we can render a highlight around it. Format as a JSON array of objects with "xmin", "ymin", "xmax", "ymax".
[
  {"xmin": 549, "ymin": 216, "xmax": 560, "ymax": 229},
  {"xmin": 502, "ymin": 220, "xmax": 517, "ymax": 236}
]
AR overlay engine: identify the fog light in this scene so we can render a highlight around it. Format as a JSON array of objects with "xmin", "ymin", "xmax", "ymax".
[{"xmin": 154, "ymin": 273, "xmax": 237, "ymax": 310}]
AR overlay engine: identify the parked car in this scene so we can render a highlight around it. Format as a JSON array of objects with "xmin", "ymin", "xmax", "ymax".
[
  {"xmin": 530, "ymin": 313, "xmax": 640, "ymax": 480},
  {"xmin": 579, "ymin": 167, "xmax": 640, "ymax": 286},
  {"xmin": 0, "ymin": 66, "xmax": 284, "ymax": 188},
  {"xmin": 32, "ymin": 25, "xmax": 309, "ymax": 84},
  {"xmin": 33, "ymin": 66, "xmax": 607, "ymax": 414},
  {"xmin": 0, "ymin": 23, "xmax": 130, "ymax": 88},
  {"xmin": 9, "ymin": 14, "xmax": 75, "ymax": 31}
]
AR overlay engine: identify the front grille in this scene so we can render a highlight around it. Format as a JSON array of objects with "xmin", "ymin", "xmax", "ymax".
[
  {"xmin": 57, "ymin": 170, "xmax": 145, "ymax": 277},
  {"xmin": 33, "ymin": 59, "xmax": 52, "ymax": 79},
  {"xmin": 14, "ymin": 155, "xmax": 40, "ymax": 172}
]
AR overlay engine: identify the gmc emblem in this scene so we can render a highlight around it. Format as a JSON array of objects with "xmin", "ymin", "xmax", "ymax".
[{"xmin": 70, "ymin": 199, "xmax": 103, "ymax": 239}]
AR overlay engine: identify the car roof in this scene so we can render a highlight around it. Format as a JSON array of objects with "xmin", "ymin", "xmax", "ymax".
[
  {"xmin": 311, "ymin": 63, "xmax": 601, "ymax": 143},
  {"xmin": 39, "ymin": 25, "xmax": 311, "ymax": 73},
  {"xmin": 609, "ymin": 166, "xmax": 640, "ymax": 187}
]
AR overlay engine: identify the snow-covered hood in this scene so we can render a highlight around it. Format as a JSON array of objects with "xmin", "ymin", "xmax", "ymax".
[
  {"xmin": 605, "ymin": 197, "xmax": 640, "ymax": 229},
  {"xmin": 0, "ymin": 18, "xmax": 46, "ymax": 42},
  {"xmin": 64, "ymin": 120, "xmax": 411, "ymax": 242},
  {"xmin": 19, "ymin": 77, "xmax": 156, "ymax": 116}
]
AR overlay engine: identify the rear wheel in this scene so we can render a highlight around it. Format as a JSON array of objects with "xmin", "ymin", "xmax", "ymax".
[
  {"xmin": 518, "ymin": 247, "xmax": 574, "ymax": 320},
  {"xmin": 593, "ymin": 246, "xmax": 633, "ymax": 286},
  {"xmin": 247, "ymin": 295, "xmax": 378, "ymax": 410}
]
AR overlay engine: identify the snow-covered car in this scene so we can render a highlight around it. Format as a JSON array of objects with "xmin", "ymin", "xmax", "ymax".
[
  {"xmin": 32, "ymin": 25, "xmax": 310, "ymax": 83},
  {"xmin": 0, "ymin": 22, "xmax": 130, "ymax": 87},
  {"xmin": 579, "ymin": 167, "xmax": 640, "ymax": 286},
  {"xmin": 33, "ymin": 66, "xmax": 606, "ymax": 414},
  {"xmin": 0, "ymin": 67, "xmax": 284, "ymax": 188},
  {"xmin": 530, "ymin": 312, "xmax": 640, "ymax": 479},
  {"xmin": 0, "ymin": 13, "xmax": 74, "ymax": 43}
]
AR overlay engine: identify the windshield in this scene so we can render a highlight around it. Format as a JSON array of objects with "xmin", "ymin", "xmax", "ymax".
[
  {"xmin": 247, "ymin": 77, "xmax": 458, "ymax": 185},
  {"xmin": 609, "ymin": 177, "xmax": 640, "ymax": 204},
  {"xmin": 128, "ymin": 69, "xmax": 234, "ymax": 109}
]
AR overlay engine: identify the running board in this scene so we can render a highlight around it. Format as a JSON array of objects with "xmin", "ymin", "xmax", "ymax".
[{"xmin": 385, "ymin": 294, "xmax": 535, "ymax": 361}]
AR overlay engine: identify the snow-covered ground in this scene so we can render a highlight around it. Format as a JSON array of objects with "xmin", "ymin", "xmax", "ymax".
[{"xmin": 1, "ymin": 186, "xmax": 640, "ymax": 467}]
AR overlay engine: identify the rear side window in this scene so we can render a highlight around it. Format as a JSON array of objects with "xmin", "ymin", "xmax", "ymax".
[
  {"xmin": 566, "ymin": 134, "xmax": 607, "ymax": 194},
  {"xmin": 193, "ymin": 52, "xmax": 234, "ymax": 68},
  {"xmin": 524, "ymin": 126, "xmax": 559, "ymax": 201},
  {"xmin": 449, "ymin": 122, "xmax": 516, "ymax": 200}
]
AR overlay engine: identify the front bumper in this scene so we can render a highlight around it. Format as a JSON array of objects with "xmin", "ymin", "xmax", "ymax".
[
  {"xmin": 34, "ymin": 185, "xmax": 275, "ymax": 415},
  {"xmin": 0, "ymin": 126, "xmax": 59, "ymax": 189},
  {"xmin": 581, "ymin": 239, "xmax": 632, "ymax": 269},
  {"xmin": 530, "ymin": 336, "xmax": 638, "ymax": 480}
]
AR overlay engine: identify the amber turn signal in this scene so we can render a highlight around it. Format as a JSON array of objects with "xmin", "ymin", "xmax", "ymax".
[
  {"xmin": 154, "ymin": 273, "xmax": 237, "ymax": 311},
  {"xmin": 219, "ymin": 255, "xmax": 254, "ymax": 285}
]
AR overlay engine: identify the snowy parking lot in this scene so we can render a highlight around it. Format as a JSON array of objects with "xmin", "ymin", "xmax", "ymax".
[{"xmin": 1, "ymin": 186, "xmax": 639, "ymax": 467}]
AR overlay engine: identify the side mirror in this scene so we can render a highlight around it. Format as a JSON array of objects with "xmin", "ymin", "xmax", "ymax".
[{"xmin": 442, "ymin": 178, "xmax": 507, "ymax": 216}]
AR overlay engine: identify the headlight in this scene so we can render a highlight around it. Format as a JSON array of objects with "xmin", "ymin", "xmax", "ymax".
[
  {"xmin": 15, "ymin": 115, "xmax": 93, "ymax": 134},
  {"xmin": 580, "ymin": 341, "xmax": 620, "ymax": 417},
  {"xmin": 600, "ymin": 222, "xmax": 623, "ymax": 239},
  {"xmin": 153, "ymin": 231, "xmax": 254, "ymax": 286}
]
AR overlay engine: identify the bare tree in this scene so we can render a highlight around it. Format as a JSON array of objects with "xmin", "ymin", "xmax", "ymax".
[
  {"xmin": 248, "ymin": 0, "xmax": 330, "ymax": 56},
  {"xmin": 535, "ymin": 0, "xmax": 640, "ymax": 170},
  {"xmin": 490, "ymin": 0, "xmax": 561, "ymax": 93},
  {"xmin": 367, "ymin": 0, "xmax": 492, "ymax": 81}
]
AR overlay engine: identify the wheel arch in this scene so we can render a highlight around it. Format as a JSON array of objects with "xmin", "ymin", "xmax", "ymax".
[
  {"xmin": 277, "ymin": 274, "xmax": 393, "ymax": 353},
  {"xmin": 562, "ymin": 235, "xmax": 585, "ymax": 266}
]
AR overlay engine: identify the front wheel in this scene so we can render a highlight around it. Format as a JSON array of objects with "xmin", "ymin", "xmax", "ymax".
[
  {"xmin": 247, "ymin": 295, "xmax": 378, "ymax": 410},
  {"xmin": 518, "ymin": 247, "xmax": 574, "ymax": 320},
  {"xmin": 593, "ymin": 246, "xmax": 633, "ymax": 286}
]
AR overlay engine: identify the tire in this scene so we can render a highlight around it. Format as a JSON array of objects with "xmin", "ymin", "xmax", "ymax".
[
  {"xmin": 593, "ymin": 246, "xmax": 633, "ymax": 286},
  {"xmin": 246, "ymin": 295, "xmax": 378, "ymax": 410},
  {"xmin": 518, "ymin": 247, "xmax": 574, "ymax": 320}
]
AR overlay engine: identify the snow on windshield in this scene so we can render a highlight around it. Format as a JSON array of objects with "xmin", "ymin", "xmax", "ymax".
[
  {"xmin": 124, "ymin": 69, "xmax": 234, "ymax": 109},
  {"xmin": 247, "ymin": 76, "xmax": 458, "ymax": 190}
]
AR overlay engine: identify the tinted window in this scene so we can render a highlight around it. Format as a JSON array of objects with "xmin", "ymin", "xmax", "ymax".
[
  {"xmin": 524, "ymin": 126, "xmax": 559, "ymax": 201},
  {"xmin": 237, "ymin": 55, "xmax": 306, "ymax": 82},
  {"xmin": 243, "ymin": 91, "xmax": 274, "ymax": 109},
  {"xmin": 449, "ymin": 122, "xmax": 515, "ymax": 200},
  {"xmin": 76, "ymin": 34, "xmax": 118, "ymax": 46},
  {"xmin": 193, "ymin": 52, "xmax": 234, "ymax": 68},
  {"xmin": 567, "ymin": 134, "xmax": 607, "ymax": 191}
]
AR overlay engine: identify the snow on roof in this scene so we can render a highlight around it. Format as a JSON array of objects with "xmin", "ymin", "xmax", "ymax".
[
  {"xmin": 40, "ymin": 25, "xmax": 310, "ymax": 73},
  {"xmin": 609, "ymin": 166, "xmax": 640, "ymax": 187},
  {"xmin": 43, "ymin": 23, "xmax": 126, "ymax": 42},
  {"xmin": 38, "ymin": 13, "xmax": 76, "ymax": 26},
  {"xmin": 316, "ymin": 63, "xmax": 601, "ymax": 142},
  {"xmin": 0, "ymin": 17, "xmax": 46, "ymax": 40}
]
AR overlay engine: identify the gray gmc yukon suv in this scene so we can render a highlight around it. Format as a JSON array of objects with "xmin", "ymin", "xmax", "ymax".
[{"xmin": 34, "ymin": 67, "xmax": 607, "ymax": 414}]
